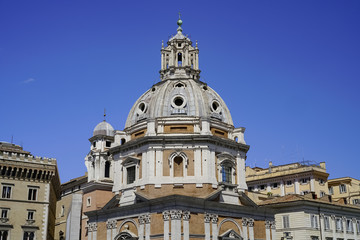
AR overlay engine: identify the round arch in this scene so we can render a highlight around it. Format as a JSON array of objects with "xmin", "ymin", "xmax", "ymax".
[{"xmin": 218, "ymin": 218, "xmax": 243, "ymax": 237}]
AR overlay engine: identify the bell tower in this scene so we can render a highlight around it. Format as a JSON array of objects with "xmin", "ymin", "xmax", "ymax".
[{"xmin": 160, "ymin": 15, "xmax": 200, "ymax": 81}]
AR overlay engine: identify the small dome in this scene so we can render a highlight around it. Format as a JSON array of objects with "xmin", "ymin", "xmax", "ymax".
[{"xmin": 93, "ymin": 121, "xmax": 114, "ymax": 137}]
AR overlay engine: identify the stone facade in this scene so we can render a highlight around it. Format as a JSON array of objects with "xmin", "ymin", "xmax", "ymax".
[
  {"xmin": 0, "ymin": 142, "xmax": 60, "ymax": 240},
  {"xmin": 246, "ymin": 161, "xmax": 329, "ymax": 197}
]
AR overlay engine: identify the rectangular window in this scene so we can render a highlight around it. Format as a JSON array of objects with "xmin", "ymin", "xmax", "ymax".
[
  {"xmin": 324, "ymin": 216, "xmax": 331, "ymax": 230},
  {"xmin": 0, "ymin": 230, "xmax": 9, "ymax": 240},
  {"xmin": 329, "ymin": 187, "xmax": 334, "ymax": 195},
  {"xmin": 283, "ymin": 215, "xmax": 290, "ymax": 228},
  {"xmin": 27, "ymin": 210, "xmax": 35, "ymax": 220},
  {"xmin": 340, "ymin": 184, "xmax": 347, "ymax": 193},
  {"xmin": 319, "ymin": 178, "xmax": 325, "ymax": 185},
  {"xmin": 357, "ymin": 221, "xmax": 360, "ymax": 233},
  {"xmin": 1, "ymin": 185, "xmax": 12, "ymax": 199},
  {"xmin": 353, "ymin": 199, "xmax": 360, "ymax": 205},
  {"xmin": 86, "ymin": 197, "xmax": 91, "ymax": 207},
  {"xmin": 260, "ymin": 185, "xmax": 266, "ymax": 191},
  {"xmin": 222, "ymin": 166, "xmax": 232, "ymax": 184},
  {"xmin": 311, "ymin": 214, "xmax": 319, "ymax": 228},
  {"xmin": 127, "ymin": 166, "xmax": 136, "ymax": 184},
  {"xmin": 301, "ymin": 177, "xmax": 310, "ymax": 184},
  {"xmin": 320, "ymin": 191, "xmax": 326, "ymax": 197},
  {"xmin": 27, "ymin": 188, "xmax": 38, "ymax": 201},
  {"xmin": 336, "ymin": 218, "xmax": 343, "ymax": 231},
  {"xmin": 286, "ymin": 180, "xmax": 292, "ymax": 186},
  {"xmin": 23, "ymin": 231, "xmax": 35, "ymax": 240},
  {"xmin": 272, "ymin": 183, "xmax": 279, "ymax": 189},
  {"xmin": 105, "ymin": 141, "xmax": 111, "ymax": 147},
  {"xmin": 311, "ymin": 237, "xmax": 319, "ymax": 240},
  {"xmin": 1, "ymin": 209, "xmax": 8, "ymax": 218}
]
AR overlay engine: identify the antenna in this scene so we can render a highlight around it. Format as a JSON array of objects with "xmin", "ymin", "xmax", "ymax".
[
  {"xmin": 104, "ymin": 108, "xmax": 106, "ymax": 121},
  {"xmin": 11, "ymin": 135, "xmax": 13, "ymax": 144}
]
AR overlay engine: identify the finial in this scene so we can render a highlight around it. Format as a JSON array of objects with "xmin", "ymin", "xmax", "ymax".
[
  {"xmin": 161, "ymin": 40, "xmax": 164, "ymax": 49},
  {"xmin": 177, "ymin": 12, "xmax": 183, "ymax": 32},
  {"xmin": 103, "ymin": 108, "xmax": 106, "ymax": 121},
  {"xmin": 196, "ymin": 40, "xmax": 198, "ymax": 49}
]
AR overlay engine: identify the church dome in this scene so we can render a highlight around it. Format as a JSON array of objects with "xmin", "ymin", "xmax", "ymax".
[
  {"xmin": 93, "ymin": 121, "xmax": 115, "ymax": 137},
  {"xmin": 125, "ymin": 79, "xmax": 233, "ymax": 129}
]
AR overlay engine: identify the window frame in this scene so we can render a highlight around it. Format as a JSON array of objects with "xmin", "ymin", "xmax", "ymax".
[
  {"xmin": 311, "ymin": 214, "xmax": 319, "ymax": 229},
  {"xmin": 27, "ymin": 187, "xmax": 39, "ymax": 201},
  {"xmin": 324, "ymin": 216, "xmax": 331, "ymax": 230},
  {"xmin": 339, "ymin": 184, "xmax": 347, "ymax": 194},
  {"xmin": 283, "ymin": 215, "xmax": 290, "ymax": 229},
  {"xmin": 1, "ymin": 184, "xmax": 13, "ymax": 199}
]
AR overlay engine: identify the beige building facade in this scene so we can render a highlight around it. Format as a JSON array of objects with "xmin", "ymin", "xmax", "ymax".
[
  {"xmin": 246, "ymin": 161, "xmax": 329, "ymax": 197},
  {"xmin": 0, "ymin": 142, "xmax": 60, "ymax": 240},
  {"xmin": 328, "ymin": 177, "xmax": 360, "ymax": 205}
]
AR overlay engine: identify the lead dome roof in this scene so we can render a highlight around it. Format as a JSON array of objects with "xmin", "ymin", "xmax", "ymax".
[
  {"xmin": 93, "ymin": 121, "xmax": 115, "ymax": 137},
  {"xmin": 125, "ymin": 79, "xmax": 233, "ymax": 129}
]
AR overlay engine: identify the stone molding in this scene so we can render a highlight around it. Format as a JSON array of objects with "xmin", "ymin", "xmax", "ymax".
[
  {"xmin": 265, "ymin": 220, "xmax": 271, "ymax": 229},
  {"xmin": 204, "ymin": 213, "xmax": 218, "ymax": 223},
  {"xmin": 106, "ymin": 219, "xmax": 117, "ymax": 229}
]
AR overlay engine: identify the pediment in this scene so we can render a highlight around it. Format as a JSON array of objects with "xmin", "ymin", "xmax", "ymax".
[
  {"xmin": 122, "ymin": 156, "xmax": 140, "ymax": 167},
  {"xmin": 217, "ymin": 152, "xmax": 236, "ymax": 162},
  {"xmin": 219, "ymin": 229, "xmax": 243, "ymax": 240}
]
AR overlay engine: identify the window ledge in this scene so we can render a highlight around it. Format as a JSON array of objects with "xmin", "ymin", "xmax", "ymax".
[
  {"xmin": 26, "ymin": 220, "xmax": 36, "ymax": 225},
  {"xmin": 0, "ymin": 217, "xmax": 9, "ymax": 223}
]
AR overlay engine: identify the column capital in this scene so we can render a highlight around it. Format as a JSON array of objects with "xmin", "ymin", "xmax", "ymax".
[
  {"xmin": 87, "ymin": 222, "xmax": 97, "ymax": 232},
  {"xmin": 248, "ymin": 218, "xmax": 254, "ymax": 227},
  {"xmin": 170, "ymin": 210, "xmax": 182, "ymax": 220},
  {"xmin": 319, "ymin": 213, "xmax": 325, "ymax": 219},
  {"xmin": 211, "ymin": 214, "xmax": 218, "ymax": 224},
  {"xmin": 270, "ymin": 221, "xmax": 276, "ymax": 229},
  {"xmin": 265, "ymin": 220, "xmax": 271, "ymax": 229},
  {"xmin": 139, "ymin": 214, "xmax": 151, "ymax": 224},
  {"xmin": 163, "ymin": 210, "xmax": 170, "ymax": 221},
  {"xmin": 204, "ymin": 213, "xmax": 212, "ymax": 223},
  {"xmin": 106, "ymin": 219, "xmax": 117, "ymax": 229},
  {"xmin": 331, "ymin": 215, "xmax": 336, "ymax": 220},
  {"xmin": 183, "ymin": 211, "xmax": 191, "ymax": 221},
  {"xmin": 242, "ymin": 217, "xmax": 248, "ymax": 226},
  {"xmin": 352, "ymin": 218, "xmax": 357, "ymax": 223}
]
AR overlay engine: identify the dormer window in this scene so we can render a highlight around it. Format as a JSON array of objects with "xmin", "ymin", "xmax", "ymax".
[{"xmin": 106, "ymin": 141, "xmax": 111, "ymax": 148}]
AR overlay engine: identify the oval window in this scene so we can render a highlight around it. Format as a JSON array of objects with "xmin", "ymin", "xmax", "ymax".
[
  {"xmin": 171, "ymin": 95, "xmax": 186, "ymax": 109},
  {"xmin": 210, "ymin": 100, "xmax": 221, "ymax": 113},
  {"xmin": 137, "ymin": 102, "xmax": 147, "ymax": 114}
]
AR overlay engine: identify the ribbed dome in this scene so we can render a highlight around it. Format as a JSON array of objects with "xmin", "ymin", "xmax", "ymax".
[
  {"xmin": 125, "ymin": 79, "xmax": 233, "ymax": 129},
  {"xmin": 93, "ymin": 121, "xmax": 115, "ymax": 137}
]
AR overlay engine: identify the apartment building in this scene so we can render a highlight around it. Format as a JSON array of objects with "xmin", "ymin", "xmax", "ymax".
[
  {"xmin": 0, "ymin": 142, "xmax": 60, "ymax": 240},
  {"xmin": 246, "ymin": 161, "xmax": 329, "ymax": 197},
  {"xmin": 328, "ymin": 177, "xmax": 360, "ymax": 205}
]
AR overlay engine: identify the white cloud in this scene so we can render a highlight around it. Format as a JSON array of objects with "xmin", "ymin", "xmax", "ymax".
[{"xmin": 22, "ymin": 78, "xmax": 35, "ymax": 84}]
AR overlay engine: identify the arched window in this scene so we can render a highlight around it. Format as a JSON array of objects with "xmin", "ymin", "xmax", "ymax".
[
  {"xmin": 115, "ymin": 232, "xmax": 135, "ymax": 240},
  {"xmin": 105, "ymin": 161, "xmax": 110, "ymax": 178},
  {"xmin": 173, "ymin": 156, "xmax": 183, "ymax": 177},
  {"xmin": 23, "ymin": 231, "xmax": 35, "ymax": 240}
]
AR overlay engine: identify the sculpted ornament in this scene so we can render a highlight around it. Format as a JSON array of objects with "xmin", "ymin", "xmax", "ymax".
[
  {"xmin": 163, "ymin": 210, "xmax": 170, "ymax": 221},
  {"xmin": 170, "ymin": 210, "xmax": 182, "ymax": 220},
  {"xmin": 242, "ymin": 218, "xmax": 248, "ymax": 226},
  {"xmin": 106, "ymin": 219, "xmax": 117, "ymax": 229},
  {"xmin": 183, "ymin": 211, "xmax": 191, "ymax": 221},
  {"xmin": 88, "ymin": 222, "xmax": 97, "ymax": 232},
  {"xmin": 211, "ymin": 214, "xmax": 218, "ymax": 224},
  {"xmin": 270, "ymin": 221, "xmax": 276, "ymax": 229},
  {"xmin": 265, "ymin": 220, "xmax": 271, "ymax": 229},
  {"xmin": 248, "ymin": 218, "xmax": 254, "ymax": 227},
  {"xmin": 204, "ymin": 213, "xmax": 212, "ymax": 223}
]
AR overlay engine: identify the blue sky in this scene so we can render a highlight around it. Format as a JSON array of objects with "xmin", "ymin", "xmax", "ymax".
[{"xmin": 1, "ymin": 1, "xmax": 359, "ymax": 183}]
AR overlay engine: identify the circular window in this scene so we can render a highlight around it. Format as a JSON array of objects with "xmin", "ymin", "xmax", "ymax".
[
  {"xmin": 210, "ymin": 100, "xmax": 221, "ymax": 113},
  {"xmin": 171, "ymin": 95, "xmax": 187, "ymax": 109},
  {"xmin": 137, "ymin": 102, "xmax": 147, "ymax": 114}
]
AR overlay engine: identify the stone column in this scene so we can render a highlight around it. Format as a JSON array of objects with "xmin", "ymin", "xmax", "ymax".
[
  {"xmin": 342, "ymin": 217, "xmax": 347, "ymax": 240},
  {"xmin": 87, "ymin": 223, "xmax": 92, "ymax": 240},
  {"xmin": 138, "ymin": 215, "xmax": 145, "ymax": 240},
  {"xmin": 352, "ymin": 218, "xmax": 358, "ymax": 240},
  {"xmin": 248, "ymin": 218, "xmax": 254, "ymax": 240},
  {"xmin": 90, "ymin": 223, "xmax": 97, "ymax": 240},
  {"xmin": 183, "ymin": 211, "xmax": 190, "ymax": 240},
  {"xmin": 212, "ymin": 215, "xmax": 218, "ymax": 240},
  {"xmin": 204, "ymin": 213, "xmax": 211, "ymax": 240},
  {"xmin": 310, "ymin": 176, "xmax": 315, "ymax": 192},
  {"xmin": 271, "ymin": 221, "xmax": 276, "ymax": 240},
  {"xmin": 148, "ymin": 149, "xmax": 155, "ymax": 180},
  {"xmin": 237, "ymin": 153, "xmax": 247, "ymax": 191},
  {"xmin": 266, "ymin": 183, "xmax": 271, "ymax": 193},
  {"xmin": 294, "ymin": 178, "xmax": 300, "ymax": 194},
  {"xmin": 320, "ymin": 214, "xmax": 325, "ymax": 240},
  {"xmin": 144, "ymin": 214, "xmax": 151, "ymax": 240},
  {"xmin": 280, "ymin": 180, "xmax": 285, "ymax": 196},
  {"xmin": 170, "ymin": 210, "xmax": 182, "ymax": 240},
  {"xmin": 162, "ymin": 211, "xmax": 170, "ymax": 240},
  {"xmin": 106, "ymin": 219, "xmax": 116, "ymax": 240},
  {"xmin": 331, "ymin": 215, "xmax": 336, "ymax": 240},
  {"xmin": 265, "ymin": 220, "xmax": 271, "ymax": 240},
  {"xmin": 242, "ymin": 218, "xmax": 248, "ymax": 240}
]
